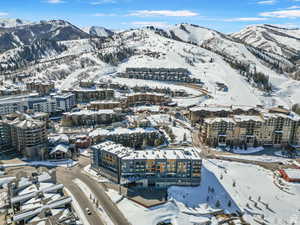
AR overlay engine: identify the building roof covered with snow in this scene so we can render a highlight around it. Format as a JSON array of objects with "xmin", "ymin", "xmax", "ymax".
[
  {"xmin": 92, "ymin": 141, "xmax": 200, "ymax": 161},
  {"xmin": 89, "ymin": 127, "xmax": 159, "ymax": 138}
]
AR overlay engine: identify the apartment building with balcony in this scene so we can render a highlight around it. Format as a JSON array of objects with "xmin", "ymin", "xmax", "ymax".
[
  {"xmin": 199, "ymin": 107, "xmax": 300, "ymax": 148},
  {"xmin": 87, "ymin": 100, "xmax": 121, "ymax": 110},
  {"xmin": 118, "ymin": 67, "xmax": 202, "ymax": 84},
  {"xmin": 1, "ymin": 114, "xmax": 48, "ymax": 159},
  {"xmin": 70, "ymin": 87, "xmax": 114, "ymax": 103},
  {"xmin": 26, "ymin": 81, "xmax": 55, "ymax": 95},
  {"xmin": 125, "ymin": 93, "xmax": 171, "ymax": 107},
  {"xmin": 91, "ymin": 141, "xmax": 201, "ymax": 187},
  {"xmin": 189, "ymin": 105, "xmax": 259, "ymax": 124},
  {"xmin": 89, "ymin": 127, "xmax": 164, "ymax": 148},
  {"xmin": 61, "ymin": 109, "xmax": 124, "ymax": 127}
]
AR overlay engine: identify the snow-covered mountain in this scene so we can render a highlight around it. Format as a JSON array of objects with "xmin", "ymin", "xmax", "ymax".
[
  {"xmin": 0, "ymin": 18, "xmax": 32, "ymax": 28},
  {"xmin": 161, "ymin": 23, "xmax": 294, "ymax": 74},
  {"xmin": 231, "ymin": 24, "xmax": 300, "ymax": 59},
  {"xmin": 0, "ymin": 19, "xmax": 89, "ymax": 53},
  {"xmin": 1, "ymin": 19, "xmax": 300, "ymax": 110},
  {"xmin": 82, "ymin": 26, "xmax": 114, "ymax": 37}
]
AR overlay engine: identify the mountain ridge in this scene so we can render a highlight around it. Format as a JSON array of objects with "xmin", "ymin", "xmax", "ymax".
[{"xmin": 1, "ymin": 18, "xmax": 300, "ymax": 109}]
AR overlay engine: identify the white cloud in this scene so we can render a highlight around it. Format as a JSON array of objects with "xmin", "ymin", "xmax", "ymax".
[
  {"xmin": 90, "ymin": 0, "xmax": 116, "ymax": 5},
  {"xmin": 45, "ymin": 0, "xmax": 64, "ymax": 3},
  {"xmin": 128, "ymin": 21, "xmax": 170, "ymax": 28},
  {"xmin": 224, "ymin": 17, "xmax": 268, "ymax": 22},
  {"xmin": 257, "ymin": 0, "xmax": 276, "ymax": 5},
  {"xmin": 93, "ymin": 13, "xmax": 118, "ymax": 16},
  {"xmin": 270, "ymin": 23, "xmax": 300, "ymax": 28},
  {"xmin": 128, "ymin": 10, "xmax": 199, "ymax": 17},
  {"xmin": 260, "ymin": 9, "xmax": 300, "ymax": 18},
  {"xmin": 287, "ymin": 5, "xmax": 300, "ymax": 9},
  {"xmin": 0, "ymin": 12, "xmax": 8, "ymax": 17}
]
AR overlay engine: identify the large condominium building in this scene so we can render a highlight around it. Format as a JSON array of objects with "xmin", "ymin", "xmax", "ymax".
[
  {"xmin": 0, "ymin": 121, "xmax": 12, "ymax": 150},
  {"xmin": 87, "ymin": 100, "xmax": 122, "ymax": 110},
  {"xmin": 91, "ymin": 141, "xmax": 202, "ymax": 187},
  {"xmin": 26, "ymin": 81, "xmax": 55, "ymax": 95},
  {"xmin": 27, "ymin": 96, "xmax": 57, "ymax": 114},
  {"xmin": 119, "ymin": 67, "xmax": 202, "ymax": 84},
  {"xmin": 70, "ymin": 88, "xmax": 115, "ymax": 103},
  {"xmin": 1, "ymin": 115, "xmax": 48, "ymax": 158},
  {"xmin": 0, "ymin": 93, "xmax": 38, "ymax": 115},
  {"xmin": 0, "ymin": 93, "xmax": 75, "ymax": 115},
  {"xmin": 189, "ymin": 105, "xmax": 259, "ymax": 124},
  {"xmin": 52, "ymin": 93, "xmax": 76, "ymax": 112},
  {"xmin": 199, "ymin": 107, "xmax": 300, "ymax": 148},
  {"xmin": 125, "ymin": 93, "xmax": 171, "ymax": 107},
  {"xmin": 61, "ymin": 109, "xmax": 124, "ymax": 127},
  {"xmin": 89, "ymin": 127, "xmax": 164, "ymax": 148}
]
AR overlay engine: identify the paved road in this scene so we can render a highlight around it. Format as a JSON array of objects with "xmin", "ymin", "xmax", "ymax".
[
  {"xmin": 58, "ymin": 168, "xmax": 105, "ymax": 225},
  {"xmin": 57, "ymin": 157, "xmax": 131, "ymax": 225}
]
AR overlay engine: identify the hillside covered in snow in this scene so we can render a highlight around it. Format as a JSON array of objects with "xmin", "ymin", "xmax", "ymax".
[
  {"xmin": 1, "ymin": 19, "xmax": 300, "ymax": 109},
  {"xmin": 232, "ymin": 24, "xmax": 300, "ymax": 59}
]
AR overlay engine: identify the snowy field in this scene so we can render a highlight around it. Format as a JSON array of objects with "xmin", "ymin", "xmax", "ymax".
[
  {"xmin": 221, "ymin": 154, "xmax": 295, "ymax": 164},
  {"xmin": 170, "ymin": 159, "xmax": 300, "ymax": 225},
  {"xmin": 213, "ymin": 146, "xmax": 265, "ymax": 155},
  {"xmin": 105, "ymin": 159, "xmax": 300, "ymax": 225}
]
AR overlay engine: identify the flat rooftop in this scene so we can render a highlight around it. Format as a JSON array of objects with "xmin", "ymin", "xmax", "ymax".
[
  {"xmin": 63, "ymin": 109, "xmax": 115, "ymax": 116},
  {"xmin": 89, "ymin": 127, "xmax": 158, "ymax": 138},
  {"xmin": 92, "ymin": 141, "xmax": 201, "ymax": 160}
]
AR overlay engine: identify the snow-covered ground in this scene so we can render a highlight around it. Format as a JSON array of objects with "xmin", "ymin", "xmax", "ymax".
[
  {"xmin": 0, "ymin": 191, "xmax": 8, "ymax": 209},
  {"xmin": 105, "ymin": 159, "xmax": 300, "ymax": 225},
  {"xmin": 2, "ymin": 22, "xmax": 300, "ymax": 109},
  {"xmin": 79, "ymin": 148, "xmax": 91, "ymax": 157},
  {"xmin": 82, "ymin": 165, "xmax": 110, "ymax": 183},
  {"xmin": 106, "ymin": 189, "xmax": 216, "ymax": 225},
  {"xmin": 221, "ymin": 154, "xmax": 294, "ymax": 164},
  {"xmin": 170, "ymin": 125, "xmax": 192, "ymax": 145},
  {"xmin": 0, "ymin": 177, "xmax": 15, "ymax": 188},
  {"xmin": 214, "ymin": 146, "xmax": 265, "ymax": 154},
  {"xmin": 169, "ymin": 159, "xmax": 300, "ymax": 224},
  {"xmin": 0, "ymin": 159, "xmax": 78, "ymax": 168}
]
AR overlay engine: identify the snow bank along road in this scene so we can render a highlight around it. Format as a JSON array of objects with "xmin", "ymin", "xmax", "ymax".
[
  {"xmin": 56, "ymin": 158, "xmax": 131, "ymax": 225},
  {"xmin": 61, "ymin": 175, "xmax": 105, "ymax": 225}
]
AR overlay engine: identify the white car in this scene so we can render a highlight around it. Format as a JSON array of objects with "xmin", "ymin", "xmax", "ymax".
[{"xmin": 85, "ymin": 208, "xmax": 92, "ymax": 215}]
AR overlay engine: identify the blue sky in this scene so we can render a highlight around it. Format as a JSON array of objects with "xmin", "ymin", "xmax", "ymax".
[{"xmin": 1, "ymin": 0, "xmax": 300, "ymax": 32}]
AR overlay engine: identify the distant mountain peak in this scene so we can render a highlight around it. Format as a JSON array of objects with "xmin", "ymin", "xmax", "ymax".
[
  {"xmin": 0, "ymin": 18, "xmax": 33, "ymax": 28},
  {"xmin": 232, "ymin": 24, "xmax": 300, "ymax": 58},
  {"xmin": 82, "ymin": 26, "xmax": 114, "ymax": 37}
]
